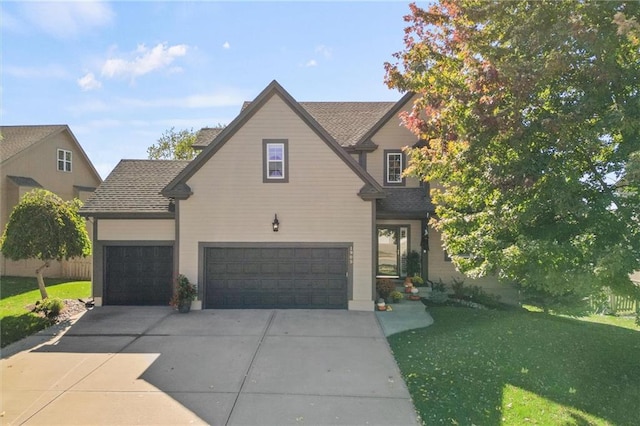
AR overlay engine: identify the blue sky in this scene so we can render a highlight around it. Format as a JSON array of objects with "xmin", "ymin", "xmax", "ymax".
[{"xmin": 2, "ymin": 1, "xmax": 418, "ymax": 178}]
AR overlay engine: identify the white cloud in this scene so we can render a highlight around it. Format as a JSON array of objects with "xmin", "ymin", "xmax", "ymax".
[
  {"xmin": 19, "ymin": 1, "xmax": 114, "ymax": 38},
  {"xmin": 304, "ymin": 59, "xmax": 318, "ymax": 67},
  {"xmin": 222, "ymin": 41, "xmax": 231, "ymax": 49},
  {"xmin": 315, "ymin": 44, "xmax": 332, "ymax": 59},
  {"xmin": 4, "ymin": 64, "xmax": 69, "ymax": 79},
  {"xmin": 77, "ymin": 72, "xmax": 102, "ymax": 91},
  {"xmin": 101, "ymin": 43, "xmax": 189, "ymax": 81}
]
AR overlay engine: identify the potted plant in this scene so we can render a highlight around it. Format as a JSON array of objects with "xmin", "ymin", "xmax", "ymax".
[
  {"xmin": 376, "ymin": 298, "xmax": 387, "ymax": 311},
  {"xmin": 376, "ymin": 278, "xmax": 396, "ymax": 302},
  {"xmin": 411, "ymin": 274, "xmax": 424, "ymax": 286},
  {"xmin": 390, "ymin": 290, "xmax": 404, "ymax": 303},
  {"xmin": 409, "ymin": 286, "xmax": 421, "ymax": 300},
  {"xmin": 404, "ymin": 277, "xmax": 414, "ymax": 293},
  {"xmin": 170, "ymin": 274, "xmax": 197, "ymax": 313}
]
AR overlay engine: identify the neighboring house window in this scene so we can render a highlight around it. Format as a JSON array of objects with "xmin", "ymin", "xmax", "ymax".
[
  {"xmin": 57, "ymin": 149, "xmax": 72, "ymax": 172},
  {"xmin": 263, "ymin": 139, "xmax": 289, "ymax": 183},
  {"xmin": 384, "ymin": 150, "xmax": 405, "ymax": 186}
]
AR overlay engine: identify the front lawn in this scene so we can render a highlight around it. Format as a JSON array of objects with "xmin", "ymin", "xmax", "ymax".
[
  {"xmin": 1, "ymin": 276, "xmax": 90, "ymax": 348},
  {"xmin": 389, "ymin": 306, "xmax": 640, "ymax": 425}
]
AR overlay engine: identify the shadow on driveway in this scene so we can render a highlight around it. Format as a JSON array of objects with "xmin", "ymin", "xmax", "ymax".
[{"xmin": 1, "ymin": 307, "xmax": 421, "ymax": 425}]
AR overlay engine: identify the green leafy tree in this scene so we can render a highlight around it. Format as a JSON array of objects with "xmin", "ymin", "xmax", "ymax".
[
  {"xmin": 385, "ymin": 1, "xmax": 640, "ymax": 309},
  {"xmin": 0, "ymin": 189, "xmax": 91, "ymax": 299},
  {"xmin": 147, "ymin": 127, "xmax": 198, "ymax": 160}
]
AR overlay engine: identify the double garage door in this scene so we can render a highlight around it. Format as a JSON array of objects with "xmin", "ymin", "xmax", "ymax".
[
  {"xmin": 204, "ymin": 246, "xmax": 349, "ymax": 309},
  {"xmin": 104, "ymin": 246, "xmax": 173, "ymax": 305}
]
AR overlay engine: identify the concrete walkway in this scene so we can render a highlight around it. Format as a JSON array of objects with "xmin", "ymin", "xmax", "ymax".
[
  {"xmin": 375, "ymin": 299, "xmax": 434, "ymax": 337},
  {"xmin": 1, "ymin": 307, "xmax": 421, "ymax": 425}
]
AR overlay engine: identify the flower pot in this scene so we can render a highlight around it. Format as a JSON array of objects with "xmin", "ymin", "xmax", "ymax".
[{"xmin": 177, "ymin": 300, "xmax": 192, "ymax": 313}]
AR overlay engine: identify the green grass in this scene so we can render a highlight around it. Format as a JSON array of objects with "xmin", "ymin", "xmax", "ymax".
[
  {"xmin": 389, "ymin": 306, "xmax": 640, "ymax": 425},
  {"xmin": 1, "ymin": 276, "xmax": 90, "ymax": 348}
]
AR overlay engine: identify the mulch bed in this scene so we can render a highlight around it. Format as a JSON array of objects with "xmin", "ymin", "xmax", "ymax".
[{"xmin": 27, "ymin": 299, "xmax": 88, "ymax": 324}]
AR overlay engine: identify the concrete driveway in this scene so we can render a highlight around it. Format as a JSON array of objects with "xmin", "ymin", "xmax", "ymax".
[{"xmin": 1, "ymin": 307, "xmax": 421, "ymax": 425}]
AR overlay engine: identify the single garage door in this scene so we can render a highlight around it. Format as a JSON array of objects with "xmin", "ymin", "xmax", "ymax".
[
  {"xmin": 105, "ymin": 246, "xmax": 173, "ymax": 305},
  {"xmin": 204, "ymin": 246, "xmax": 348, "ymax": 309}
]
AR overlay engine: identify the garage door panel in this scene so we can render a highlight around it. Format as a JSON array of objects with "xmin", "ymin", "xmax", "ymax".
[
  {"xmin": 105, "ymin": 245, "xmax": 173, "ymax": 306},
  {"xmin": 277, "ymin": 263, "xmax": 294, "ymax": 274},
  {"xmin": 205, "ymin": 246, "xmax": 348, "ymax": 309},
  {"xmin": 311, "ymin": 263, "xmax": 327, "ymax": 274},
  {"xmin": 294, "ymin": 262, "xmax": 311, "ymax": 274}
]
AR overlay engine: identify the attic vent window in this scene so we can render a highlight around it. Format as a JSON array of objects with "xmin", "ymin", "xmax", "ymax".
[
  {"xmin": 263, "ymin": 139, "xmax": 289, "ymax": 183},
  {"xmin": 57, "ymin": 149, "xmax": 72, "ymax": 172}
]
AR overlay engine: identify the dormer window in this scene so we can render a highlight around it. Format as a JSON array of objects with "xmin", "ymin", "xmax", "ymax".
[
  {"xmin": 263, "ymin": 139, "xmax": 289, "ymax": 183},
  {"xmin": 384, "ymin": 150, "xmax": 404, "ymax": 186},
  {"xmin": 57, "ymin": 149, "xmax": 72, "ymax": 172}
]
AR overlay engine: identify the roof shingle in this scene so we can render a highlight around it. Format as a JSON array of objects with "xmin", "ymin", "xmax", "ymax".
[
  {"xmin": 221, "ymin": 101, "xmax": 397, "ymax": 148},
  {"xmin": 6, "ymin": 175, "xmax": 43, "ymax": 188},
  {"xmin": 80, "ymin": 160, "xmax": 189, "ymax": 217},
  {"xmin": 377, "ymin": 187, "xmax": 435, "ymax": 219},
  {"xmin": 0, "ymin": 125, "xmax": 66, "ymax": 163}
]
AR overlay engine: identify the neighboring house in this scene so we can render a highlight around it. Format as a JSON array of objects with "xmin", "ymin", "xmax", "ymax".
[
  {"xmin": 0, "ymin": 125, "xmax": 102, "ymax": 279},
  {"xmin": 80, "ymin": 81, "xmax": 514, "ymax": 310}
]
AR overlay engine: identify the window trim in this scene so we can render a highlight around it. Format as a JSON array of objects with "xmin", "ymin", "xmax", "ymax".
[
  {"xmin": 262, "ymin": 139, "xmax": 289, "ymax": 183},
  {"xmin": 384, "ymin": 149, "xmax": 405, "ymax": 186},
  {"xmin": 57, "ymin": 149, "xmax": 72, "ymax": 172},
  {"xmin": 376, "ymin": 224, "xmax": 411, "ymax": 278}
]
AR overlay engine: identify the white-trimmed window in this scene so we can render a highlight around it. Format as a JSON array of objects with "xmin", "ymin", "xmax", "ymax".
[
  {"xmin": 57, "ymin": 149, "xmax": 72, "ymax": 172},
  {"xmin": 385, "ymin": 150, "xmax": 404, "ymax": 185},
  {"xmin": 263, "ymin": 139, "xmax": 289, "ymax": 183}
]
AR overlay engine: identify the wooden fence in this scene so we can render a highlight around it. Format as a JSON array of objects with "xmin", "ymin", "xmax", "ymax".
[
  {"xmin": 61, "ymin": 257, "xmax": 92, "ymax": 280},
  {"xmin": 590, "ymin": 289, "xmax": 639, "ymax": 315}
]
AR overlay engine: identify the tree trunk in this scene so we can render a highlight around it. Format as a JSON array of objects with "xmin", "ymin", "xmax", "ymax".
[{"xmin": 35, "ymin": 261, "xmax": 50, "ymax": 299}]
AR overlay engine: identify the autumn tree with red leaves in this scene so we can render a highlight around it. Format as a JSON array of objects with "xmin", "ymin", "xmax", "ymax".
[{"xmin": 385, "ymin": 1, "xmax": 640, "ymax": 311}]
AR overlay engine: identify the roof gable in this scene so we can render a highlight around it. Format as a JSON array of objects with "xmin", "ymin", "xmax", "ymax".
[
  {"xmin": 354, "ymin": 91, "xmax": 415, "ymax": 147},
  {"xmin": 163, "ymin": 80, "xmax": 385, "ymax": 200},
  {"xmin": 0, "ymin": 124, "xmax": 103, "ymax": 184},
  {"xmin": 0, "ymin": 125, "xmax": 66, "ymax": 163}
]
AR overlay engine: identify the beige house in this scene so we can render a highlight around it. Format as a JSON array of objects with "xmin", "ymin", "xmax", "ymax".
[
  {"xmin": 0, "ymin": 125, "xmax": 102, "ymax": 278},
  {"xmin": 80, "ymin": 81, "xmax": 515, "ymax": 310}
]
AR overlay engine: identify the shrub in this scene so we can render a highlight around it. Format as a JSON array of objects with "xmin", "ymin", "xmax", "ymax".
[
  {"xmin": 466, "ymin": 285, "xmax": 503, "ymax": 308},
  {"xmin": 376, "ymin": 279, "xmax": 396, "ymax": 300},
  {"xmin": 429, "ymin": 279, "xmax": 449, "ymax": 304},
  {"xmin": 33, "ymin": 297, "xmax": 65, "ymax": 319},
  {"xmin": 406, "ymin": 250, "xmax": 421, "ymax": 276},
  {"xmin": 432, "ymin": 279, "xmax": 447, "ymax": 292},
  {"xmin": 451, "ymin": 277, "xmax": 465, "ymax": 298}
]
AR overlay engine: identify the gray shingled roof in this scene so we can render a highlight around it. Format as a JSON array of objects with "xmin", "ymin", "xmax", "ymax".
[
  {"xmin": 300, "ymin": 102, "xmax": 396, "ymax": 147},
  {"xmin": 377, "ymin": 187, "xmax": 435, "ymax": 219},
  {"xmin": 227, "ymin": 101, "xmax": 396, "ymax": 148},
  {"xmin": 7, "ymin": 175, "xmax": 43, "ymax": 188},
  {"xmin": 80, "ymin": 160, "xmax": 189, "ymax": 217},
  {"xmin": 0, "ymin": 125, "xmax": 66, "ymax": 163},
  {"xmin": 193, "ymin": 127, "xmax": 224, "ymax": 149}
]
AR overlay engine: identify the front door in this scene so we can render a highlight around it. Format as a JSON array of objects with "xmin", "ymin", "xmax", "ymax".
[{"xmin": 376, "ymin": 226, "xmax": 408, "ymax": 278}]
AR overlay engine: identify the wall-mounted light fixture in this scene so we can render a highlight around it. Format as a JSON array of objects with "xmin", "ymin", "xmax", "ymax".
[{"xmin": 272, "ymin": 214, "xmax": 280, "ymax": 232}]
